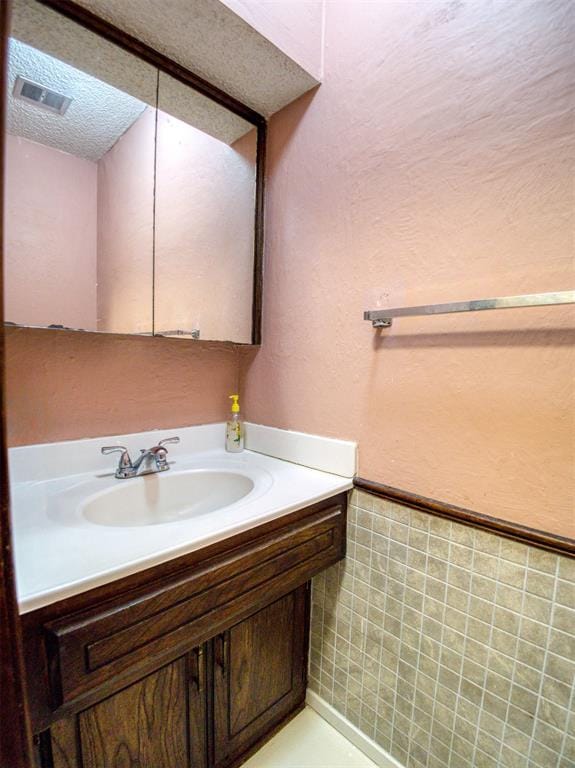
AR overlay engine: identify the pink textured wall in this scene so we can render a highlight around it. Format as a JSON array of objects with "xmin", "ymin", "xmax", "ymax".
[
  {"xmin": 5, "ymin": 0, "xmax": 574, "ymax": 540},
  {"xmin": 154, "ymin": 115, "xmax": 256, "ymax": 342},
  {"xmin": 5, "ymin": 108, "xmax": 255, "ymax": 445},
  {"xmin": 97, "ymin": 107, "xmax": 155, "ymax": 334},
  {"xmin": 5, "ymin": 327, "xmax": 238, "ymax": 446},
  {"xmin": 4, "ymin": 134, "xmax": 97, "ymax": 330},
  {"xmin": 241, "ymin": 0, "xmax": 575, "ymax": 537}
]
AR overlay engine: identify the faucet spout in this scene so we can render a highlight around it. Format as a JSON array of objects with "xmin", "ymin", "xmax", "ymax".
[{"xmin": 131, "ymin": 446, "xmax": 168, "ymax": 475}]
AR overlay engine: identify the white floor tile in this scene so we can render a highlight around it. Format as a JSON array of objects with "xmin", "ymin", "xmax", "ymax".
[{"xmin": 242, "ymin": 707, "xmax": 378, "ymax": 768}]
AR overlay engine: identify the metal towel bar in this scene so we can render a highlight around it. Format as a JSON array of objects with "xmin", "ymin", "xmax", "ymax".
[{"xmin": 364, "ymin": 291, "xmax": 575, "ymax": 328}]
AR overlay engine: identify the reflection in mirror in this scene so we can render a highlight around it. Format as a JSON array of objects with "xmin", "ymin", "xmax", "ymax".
[
  {"xmin": 4, "ymin": 0, "xmax": 157, "ymax": 334},
  {"xmin": 154, "ymin": 72, "xmax": 257, "ymax": 343}
]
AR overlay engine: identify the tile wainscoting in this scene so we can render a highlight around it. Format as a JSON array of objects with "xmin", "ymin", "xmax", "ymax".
[{"xmin": 309, "ymin": 490, "xmax": 574, "ymax": 768}]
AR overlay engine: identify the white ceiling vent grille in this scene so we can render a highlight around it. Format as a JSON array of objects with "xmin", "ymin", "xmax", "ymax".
[{"xmin": 13, "ymin": 75, "xmax": 72, "ymax": 116}]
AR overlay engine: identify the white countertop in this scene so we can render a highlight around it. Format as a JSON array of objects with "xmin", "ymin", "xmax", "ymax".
[{"xmin": 10, "ymin": 424, "xmax": 355, "ymax": 614}]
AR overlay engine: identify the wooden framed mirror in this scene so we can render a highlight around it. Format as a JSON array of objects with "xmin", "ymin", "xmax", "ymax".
[{"xmin": 3, "ymin": 0, "xmax": 265, "ymax": 344}]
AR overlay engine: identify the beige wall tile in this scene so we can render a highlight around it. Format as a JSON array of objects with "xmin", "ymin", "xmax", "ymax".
[
  {"xmin": 309, "ymin": 494, "xmax": 574, "ymax": 768},
  {"xmin": 558, "ymin": 557, "xmax": 575, "ymax": 583}
]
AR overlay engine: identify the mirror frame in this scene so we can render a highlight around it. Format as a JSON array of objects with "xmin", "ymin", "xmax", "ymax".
[{"xmin": 14, "ymin": 0, "xmax": 267, "ymax": 344}]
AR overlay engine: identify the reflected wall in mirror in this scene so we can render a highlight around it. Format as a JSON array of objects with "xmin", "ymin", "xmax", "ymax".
[
  {"xmin": 154, "ymin": 73, "xmax": 257, "ymax": 343},
  {"xmin": 5, "ymin": 0, "xmax": 158, "ymax": 334}
]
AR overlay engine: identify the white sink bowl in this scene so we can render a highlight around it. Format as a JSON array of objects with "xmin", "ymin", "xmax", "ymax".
[{"xmin": 81, "ymin": 469, "xmax": 254, "ymax": 527}]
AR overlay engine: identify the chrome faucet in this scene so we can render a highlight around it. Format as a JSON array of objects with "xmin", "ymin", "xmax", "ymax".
[{"xmin": 101, "ymin": 437, "xmax": 180, "ymax": 479}]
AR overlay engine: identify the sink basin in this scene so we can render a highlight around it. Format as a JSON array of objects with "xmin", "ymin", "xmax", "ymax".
[{"xmin": 82, "ymin": 469, "xmax": 254, "ymax": 527}]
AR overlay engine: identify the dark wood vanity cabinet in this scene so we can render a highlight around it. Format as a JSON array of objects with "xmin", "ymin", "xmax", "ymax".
[
  {"xmin": 24, "ymin": 493, "xmax": 347, "ymax": 768},
  {"xmin": 41, "ymin": 588, "xmax": 308, "ymax": 768}
]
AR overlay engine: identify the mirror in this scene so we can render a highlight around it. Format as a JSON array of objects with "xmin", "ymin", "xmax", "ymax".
[
  {"xmin": 4, "ymin": 0, "xmax": 263, "ymax": 344},
  {"xmin": 5, "ymin": 0, "xmax": 158, "ymax": 334},
  {"xmin": 154, "ymin": 73, "xmax": 257, "ymax": 343}
]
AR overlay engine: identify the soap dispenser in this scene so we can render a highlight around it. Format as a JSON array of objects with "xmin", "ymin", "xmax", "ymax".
[{"xmin": 225, "ymin": 394, "xmax": 244, "ymax": 453}]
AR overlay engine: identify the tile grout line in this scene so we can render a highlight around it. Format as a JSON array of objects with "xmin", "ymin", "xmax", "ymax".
[
  {"xmin": 458, "ymin": 529, "xmax": 497, "ymax": 767},
  {"xmin": 426, "ymin": 529, "xmax": 445, "ymax": 766},
  {"xmin": 449, "ymin": 532, "xmax": 476, "ymax": 767},
  {"xmin": 526, "ymin": 554, "xmax": 560, "ymax": 767},
  {"xmin": 557, "ymin": 666, "xmax": 575, "ymax": 766},
  {"xmin": 402, "ymin": 509, "xmax": 421, "ymax": 768},
  {"xmin": 494, "ymin": 543, "xmax": 528, "ymax": 767}
]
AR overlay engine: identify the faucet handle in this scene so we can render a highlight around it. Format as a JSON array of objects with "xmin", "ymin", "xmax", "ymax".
[
  {"xmin": 159, "ymin": 436, "xmax": 180, "ymax": 447},
  {"xmin": 101, "ymin": 446, "xmax": 132, "ymax": 469},
  {"xmin": 101, "ymin": 445, "xmax": 129, "ymax": 455}
]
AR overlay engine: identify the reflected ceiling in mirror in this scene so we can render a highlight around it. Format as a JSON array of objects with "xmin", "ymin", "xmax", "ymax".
[{"xmin": 7, "ymin": 39, "xmax": 147, "ymax": 162}]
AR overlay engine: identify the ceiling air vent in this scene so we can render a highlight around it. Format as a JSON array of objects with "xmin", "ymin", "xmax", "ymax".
[{"xmin": 13, "ymin": 76, "xmax": 72, "ymax": 115}]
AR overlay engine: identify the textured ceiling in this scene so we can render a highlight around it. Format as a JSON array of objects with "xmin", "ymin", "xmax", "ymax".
[
  {"xmin": 7, "ymin": 39, "xmax": 146, "ymax": 161},
  {"xmin": 12, "ymin": 0, "xmax": 257, "ymax": 146}
]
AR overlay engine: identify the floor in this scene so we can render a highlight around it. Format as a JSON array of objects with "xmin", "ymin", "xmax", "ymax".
[{"xmin": 242, "ymin": 707, "xmax": 378, "ymax": 768}]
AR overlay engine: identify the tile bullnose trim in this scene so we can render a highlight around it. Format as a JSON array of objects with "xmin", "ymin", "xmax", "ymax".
[{"xmin": 354, "ymin": 477, "xmax": 575, "ymax": 557}]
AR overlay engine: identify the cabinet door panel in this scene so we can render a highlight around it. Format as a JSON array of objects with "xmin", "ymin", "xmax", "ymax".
[
  {"xmin": 50, "ymin": 718, "xmax": 79, "ymax": 768},
  {"xmin": 213, "ymin": 586, "xmax": 308, "ymax": 767},
  {"xmin": 229, "ymin": 593, "xmax": 294, "ymax": 735},
  {"xmin": 79, "ymin": 658, "xmax": 188, "ymax": 768},
  {"xmin": 44, "ymin": 652, "xmax": 207, "ymax": 768}
]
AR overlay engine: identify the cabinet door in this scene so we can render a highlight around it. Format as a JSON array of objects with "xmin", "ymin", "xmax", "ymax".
[
  {"xmin": 46, "ymin": 650, "xmax": 207, "ymax": 768},
  {"xmin": 213, "ymin": 586, "xmax": 308, "ymax": 767}
]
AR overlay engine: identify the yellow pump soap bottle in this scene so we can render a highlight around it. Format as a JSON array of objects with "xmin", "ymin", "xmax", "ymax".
[{"xmin": 225, "ymin": 394, "xmax": 244, "ymax": 453}]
